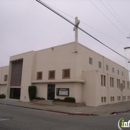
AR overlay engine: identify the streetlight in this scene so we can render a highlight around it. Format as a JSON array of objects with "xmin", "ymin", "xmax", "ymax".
[{"xmin": 124, "ymin": 47, "xmax": 130, "ymax": 50}]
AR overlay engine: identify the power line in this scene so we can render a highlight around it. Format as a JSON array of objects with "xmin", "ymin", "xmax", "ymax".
[
  {"xmin": 81, "ymin": 21, "xmax": 128, "ymax": 47},
  {"xmin": 89, "ymin": 0, "xmax": 126, "ymax": 37},
  {"xmin": 105, "ymin": 0, "xmax": 130, "ymax": 32},
  {"xmin": 99, "ymin": 0, "xmax": 129, "ymax": 33},
  {"xmin": 42, "ymin": 1, "xmax": 128, "ymax": 47},
  {"xmin": 36, "ymin": 0, "xmax": 130, "ymax": 61}
]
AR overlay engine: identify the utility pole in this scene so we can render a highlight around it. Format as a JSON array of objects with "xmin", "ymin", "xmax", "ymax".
[{"xmin": 73, "ymin": 17, "xmax": 80, "ymax": 53}]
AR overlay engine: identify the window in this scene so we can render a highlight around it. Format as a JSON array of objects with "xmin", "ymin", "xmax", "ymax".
[
  {"xmin": 110, "ymin": 77, "xmax": 114, "ymax": 87},
  {"xmin": 112, "ymin": 97, "xmax": 114, "ymax": 102},
  {"xmin": 89, "ymin": 57, "xmax": 93, "ymax": 65},
  {"xmin": 101, "ymin": 75, "xmax": 106, "ymax": 86},
  {"xmin": 110, "ymin": 96, "xmax": 114, "ymax": 102},
  {"xmin": 117, "ymin": 79, "xmax": 120, "ymax": 88},
  {"xmin": 104, "ymin": 97, "xmax": 106, "ymax": 102},
  {"xmin": 106, "ymin": 65, "xmax": 108, "ymax": 70},
  {"xmin": 101, "ymin": 97, "xmax": 106, "ymax": 103},
  {"xmin": 101, "ymin": 75, "xmax": 103, "ymax": 86},
  {"xmin": 117, "ymin": 70, "xmax": 119, "ymax": 75},
  {"xmin": 112, "ymin": 68, "xmax": 114, "ymax": 73},
  {"xmin": 127, "ymin": 82, "xmax": 129, "ymax": 89},
  {"xmin": 98, "ymin": 61, "xmax": 101, "ymax": 68},
  {"xmin": 101, "ymin": 97, "xmax": 103, "ymax": 103},
  {"xmin": 4, "ymin": 75, "xmax": 8, "ymax": 81},
  {"xmin": 62, "ymin": 69, "xmax": 70, "ymax": 79},
  {"xmin": 37, "ymin": 72, "xmax": 42, "ymax": 80},
  {"xmin": 104, "ymin": 75, "xmax": 106, "ymax": 86},
  {"xmin": 110, "ymin": 97, "xmax": 112, "ymax": 102},
  {"xmin": 122, "ymin": 80, "xmax": 125, "ymax": 89},
  {"xmin": 48, "ymin": 70, "xmax": 55, "ymax": 79}
]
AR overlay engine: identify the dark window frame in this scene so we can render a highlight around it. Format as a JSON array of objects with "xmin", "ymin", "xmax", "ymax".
[
  {"xmin": 37, "ymin": 71, "xmax": 42, "ymax": 80},
  {"xmin": 98, "ymin": 61, "xmax": 101, "ymax": 68},
  {"xmin": 89, "ymin": 57, "xmax": 93, "ymax": 65},
  {"xmin": 4, "ymin": 75, "xmax": 8, "ymax": 81},
  {"xmin": 106, "ymin": 65, "xmax": 109, "ymax": 70},
  {"xmin": 112, "ymin": 67, "xmax": 114, "ymax": 73},
  {"xmin": 62, "ymin": 69, "xmax": 70, "ymax": 79},
  {"xmin": 48, "ymin": 70, "xmax": 55, "ymax": 80}
]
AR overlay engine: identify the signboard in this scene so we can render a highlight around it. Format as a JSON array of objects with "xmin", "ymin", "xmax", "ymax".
[{"xmin": 56, "ymin": 88, "xmax": 69, "ymax": 96}]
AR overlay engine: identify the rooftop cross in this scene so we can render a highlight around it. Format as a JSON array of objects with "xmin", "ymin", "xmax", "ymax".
[
  {"xmin": 73, "ymin": 17, "xmax": 80, "ymax": 43},
  {"xmin": 73, "ymin": 17, "xmax": 80, "ymax": 53}
]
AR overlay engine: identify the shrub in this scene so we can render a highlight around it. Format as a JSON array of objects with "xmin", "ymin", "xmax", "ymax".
[
  {"xmin": 53, "ymin": 97, "xmax": 76, "ymax": 103},
  {"xmin": 0, "ymin": 94, "xmax": 6, "ymax": 98},
  {"xmin": 35, "ymin": 97, "xmax": 45, "ymax": 100},
  {"xmin": 64, "ymin": 97, "xmax": 76, "ymax": 103},
  {"xmin": 28, "ymin": 86, "xmax": 36, "ymax": 100}
]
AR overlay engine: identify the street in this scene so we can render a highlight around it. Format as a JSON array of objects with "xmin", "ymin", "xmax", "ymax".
[{"xmin": 0, "ymin": 105, "xmax": 130, "ymax": 130}]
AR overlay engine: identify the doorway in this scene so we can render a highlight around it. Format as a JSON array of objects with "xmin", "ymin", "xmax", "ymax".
[
  {"xmin": 47, "ymin": 84, "xmax": 55, "ymax": 100},
  {"xmin": 10, "ymin": 88, "xmax": 21, "ymax": 99}
]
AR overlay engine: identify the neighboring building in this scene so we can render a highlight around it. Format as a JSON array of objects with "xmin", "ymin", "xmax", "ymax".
[
  {"xmin": 0, "ymin": 42, "xmax": 130, "ymax": 106},
  {"xmin": 0, "ymin": 66, "xmax": 8, "ymax": 95}
]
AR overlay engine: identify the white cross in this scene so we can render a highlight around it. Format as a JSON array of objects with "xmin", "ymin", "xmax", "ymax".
[{"xmin": 73, "ymin": 17, "xmax": 80, "ymax": 53}]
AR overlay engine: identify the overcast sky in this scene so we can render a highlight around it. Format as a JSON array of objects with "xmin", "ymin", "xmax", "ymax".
[{"xmin": 1, "ymin": 0, "xmax": 130, "ymax": 71}]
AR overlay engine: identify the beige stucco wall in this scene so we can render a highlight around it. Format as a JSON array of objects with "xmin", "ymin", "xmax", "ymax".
[
  {"xmin": 76, "ymin": 43, "xmax": 129, "ymax": 80},
  {"xmin": 34, "ymin": 82, "xmax": 83, "ymax": 103},
  {"xmin": 94, "ymin": 71, "xmax": 130, "ymax": 106},
  {"xmin": 6, "ymin": 51, "xmax": 35, "ymax": 102},
  {"xmin": 2, "ymin": 42, "xmax": 130, "ymax": 106},
  {"xmin": 34, "ymin": 84, "xmax": 47, "ymax": 100},
  {"xmin": 82, "ymin": 71, "xmax": 97, "ymax": 106},
  {"xmin": 0, "ymin": 66, "xmax": 9, "ymax": 95},
  {"xmin": 55, "ymin": 83, "xmax": 83, "ymax": 103},
  {"xmin": 0, "ymin": 85, "xmax": 7, "ymax": 95},
  {"xmin": 32, "ymin": 42, "xmax": 77, "ymax": 81},
  {"xmin": 0, "ymin": 66, "xmax": 9, "ymax": 84}
]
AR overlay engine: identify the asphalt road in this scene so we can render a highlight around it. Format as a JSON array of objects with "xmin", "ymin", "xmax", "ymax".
[{"xmin": 0, "ymin": 105, "xmax": 130, "ymax": 130}]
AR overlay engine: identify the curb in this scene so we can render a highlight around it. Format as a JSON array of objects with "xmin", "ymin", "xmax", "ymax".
[
  {"xmin": 0, "ymin": 102, "xmax": 18, "ymax": 107},
  {"xmin": 2, "ymin": 102, "xmax": 130, "ymax": 116},
  {"xmin": 110, "ymin": 109, "xmax": 130, "ymax": 115},
  {"xmin": 0, "ymin": 102, "xmax": 97, "ymax": 116},
  {"xmin": 47, "ymin": 110, "xmax": 98, "ymax": 116}
]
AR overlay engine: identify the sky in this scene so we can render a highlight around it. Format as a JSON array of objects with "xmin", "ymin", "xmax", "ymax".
[{"xmin": 0, "ymin": 0, "xmax": 130, "ymax": 71}]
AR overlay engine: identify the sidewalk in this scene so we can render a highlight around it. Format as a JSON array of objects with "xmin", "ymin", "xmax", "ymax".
[{"xmin": 0, "ymin": 99, "xmax": 130, "ymax": 116}]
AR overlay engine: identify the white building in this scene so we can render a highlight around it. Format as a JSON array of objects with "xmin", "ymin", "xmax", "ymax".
[{"xmin": 0, "ymin": 42, "xmax": 130, "ymax": 106}]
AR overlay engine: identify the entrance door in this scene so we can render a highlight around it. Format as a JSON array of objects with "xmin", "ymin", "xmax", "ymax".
[
  {"xmin": 47, "ymin": 84, "xmax": 55, "ymax": 100},
  {"xmin": 10, "ymin": 88, "xmax": 21, "ymax": 99}
]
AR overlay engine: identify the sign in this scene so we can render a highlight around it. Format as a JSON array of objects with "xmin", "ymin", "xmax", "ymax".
[{"xmin": 56, "ymin": 88, "xmax": 69, "ymax": 96}]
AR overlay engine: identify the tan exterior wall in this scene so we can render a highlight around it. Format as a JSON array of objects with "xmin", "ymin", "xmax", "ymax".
[
  {"xmin": 0, "ymin": 85, "xmax": 7, "ymax": 95},
  {"xmin": 34, "ymin": 84, "xmax": 47, "ymax": 100},
  {"xmin": 55, "ymin": 83, "xmax": 83, "ymax": 103},
  {"xmin": 34, "ymin": 83, "xmax": 83, "ymax": 103},
  {"xmin": 6, "ymin": 51, "xmax": 35, "ymax": 102},
  {"xmin": 0, "ymin": 66, "xmax": 9, "ymax": 95},
  {"xmin": 32, "ymin": 42, "xmax": 76, "ymax": 81},
  {"xmin": 1, "ymin": 42, "xmax": 129, "ymax": 106},
  {"xmin": 82, "ymin": 71, "xmax": 97, "ymax": 106}
]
